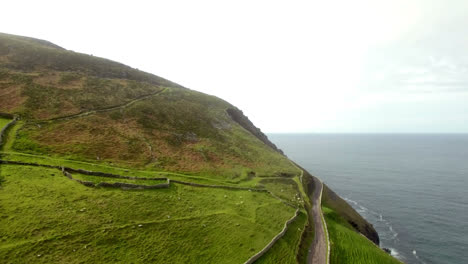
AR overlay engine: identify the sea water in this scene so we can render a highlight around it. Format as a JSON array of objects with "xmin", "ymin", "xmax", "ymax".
[{"xmin": 268, "ymin": 134, "xmax": 468, "ymax": 264}]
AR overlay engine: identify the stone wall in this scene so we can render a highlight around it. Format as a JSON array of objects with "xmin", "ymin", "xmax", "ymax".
[
  {"xmin": 244, "ymin": 209, "xmax": 300, "ymax": 264},
  {"xmin": 96, "ymin": 181, "xmax": 170, "ymax": 189},
  {"xmin": 170, "ymin": 179, "xmax": 268, "ymax": 192},
  {"xmin": 0, "ymin": 160, "xmax": 267, "ymax": 192},
  {"xmin": 0, "ymin": 160, "xmax": 61, "ymax": 169},
  {"xmin": 65, "ymin": 167, "xmax": 167, "ymax": 181},
  {"xmin": 0, "ymin": 112, "xmax": 15, "ymax": 119},
  {"xmin": 61, "ymin": 167, "xmax": 170, "ymax": 189}
]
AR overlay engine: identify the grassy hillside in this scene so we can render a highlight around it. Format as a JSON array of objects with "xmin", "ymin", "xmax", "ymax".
[
  {"xmin": 0, "ymin": 32, "xmax": 297, "ymax": 178},
  {"xmin": 322, "ymin": 206, "xmax": 401, "ymax": 264},
  {"xmin": 0, "ymin": 32, "xmax": 400, "ymax": 264},
  {"xmin": 322, "ymin": 184, "xmax": 379, "ymax": 244},
  {"xmin": 0, "ymin": 117, "xmax": 10, "ymax": 129},
  {"xmin": 0, "ymin": 33, "xmax": 308, "ymax": 263},
  {"xmin": 0, "ymin": 164, "xmax": 296, "ymax": 263},
  {"xmin": 321, "ymin": 185, "xmax": 402, "ymax": 264},
  {"xmin": 255, "ymin": 211, "xmax": 308, "ymax": 264}
]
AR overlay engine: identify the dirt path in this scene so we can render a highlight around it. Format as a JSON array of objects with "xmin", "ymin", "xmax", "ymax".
[
  {"xmin": 40, "ymin": 87, "xmax": 167, "ymax": 123},
  {"xmin": 307, "ymin": 176, "xmax": 329, "ymax": 264}
]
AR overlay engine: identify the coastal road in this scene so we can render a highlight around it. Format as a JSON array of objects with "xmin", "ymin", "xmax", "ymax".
[{"xmin": 307, "ymin": 175, "xmax": 329, "ymax": 264}]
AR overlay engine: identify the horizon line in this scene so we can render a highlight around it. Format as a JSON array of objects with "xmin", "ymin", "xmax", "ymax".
[{"xmin": 265, "ymin": 132, "xmax": 468, "ymax": 134}]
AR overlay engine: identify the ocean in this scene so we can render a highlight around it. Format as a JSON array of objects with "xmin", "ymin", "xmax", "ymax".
[{"xmin": 267, "ymin": 134, "xmax": 468, "ymax": 264}]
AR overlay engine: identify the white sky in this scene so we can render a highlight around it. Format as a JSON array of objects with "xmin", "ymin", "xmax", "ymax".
[{"xmin": 2, "ymin": 0, "xmax": 468, "ymax": 133}]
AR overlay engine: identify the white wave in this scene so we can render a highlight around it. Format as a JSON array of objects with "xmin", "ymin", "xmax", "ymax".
[
  {"xmin": 344, "ymin": 197, "xmax": 358, "ymax": 206},
  {"xmin": 388, "ymin": 225, "xmax": 398, "ymax": 239},
  {"xmin": 343, "ymin": 197, "xmax": 399, "ymax": 242},
  {"xmin": 389, "ymin": 247, "xmax": 403, "ymax": 260}
]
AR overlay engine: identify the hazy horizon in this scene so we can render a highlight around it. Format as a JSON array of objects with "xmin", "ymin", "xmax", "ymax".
[
  {"xmin": 2, "ymin": 0, "xmax": 467, "ymax": 133},
  {"xmin": 267, "ymin": 132, "xmax": 468, "ymax": 134}
]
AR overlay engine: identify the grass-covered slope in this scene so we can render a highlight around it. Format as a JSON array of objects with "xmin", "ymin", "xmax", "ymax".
[
  {"xmin": 0, "ymin": 33, "xmax": 307, "ymax": 263},
  {"xmin": 0, "ymin": 33, "xmax": 177, "ymax": 88},
  {"xmin": 0, "ymin": 32, "xmax": 401, "ymax": 264},
  {"xmin": 322, "ymin": 207, "xmax": 401, "ymax": 264},
  {"xmin": 0, "ymin": 164, "xmax": 296, "ymax": 263},
  {"xmin": 0, "ymin": 32, "xmax": 296, "ymax": 178},
  {"xmin": 322, "ymin": 185, "xmax": 402, "ymax": 264},
  {"xmin": 322, "ymin": 184, "xmax": 379, "ymax": 244},
  {"xmin": 0, "ymin": 117, "xmax": 10, "ymax": 129}
]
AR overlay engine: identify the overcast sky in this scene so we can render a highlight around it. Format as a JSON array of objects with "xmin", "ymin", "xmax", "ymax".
[{"xmin": 2, "ymin": 0, "xmax": 468, "ymax": 133}]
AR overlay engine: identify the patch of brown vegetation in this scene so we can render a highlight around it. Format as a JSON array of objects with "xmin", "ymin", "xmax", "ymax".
[
  {"xmin": 33, "ymin": 71, "xmax": 83, "ymax": 90},
  {"xmin": 0, "ymin": 82, "xmax": 27, "ymax": 112},
  {"xmin": 22, "ymin": 111, "xmax": 259, "ymax": 174}
]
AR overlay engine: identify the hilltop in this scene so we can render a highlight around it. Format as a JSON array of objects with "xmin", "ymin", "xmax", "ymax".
[{"xmin": 0, "ymin": 33, "xmax": 399, "ymax": 264}]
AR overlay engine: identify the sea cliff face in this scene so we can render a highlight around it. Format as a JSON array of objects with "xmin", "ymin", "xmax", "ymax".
[{"xmin": 322, "ymin": 184, "xmax": 380, "ymax": 245}]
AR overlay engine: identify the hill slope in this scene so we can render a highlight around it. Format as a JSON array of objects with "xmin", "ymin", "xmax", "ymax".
[
  {"xmin": 0, "ymin": 33, "xmax": 398, "ymax": 264},
  {"xmin": 0, "ymin": 32, "xmax": 291, "ymax": 179}
]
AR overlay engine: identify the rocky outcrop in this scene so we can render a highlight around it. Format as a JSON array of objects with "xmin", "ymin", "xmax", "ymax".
[{"xmin": 226, "ymin": 108, "xmax": 284, "ymax": 155}]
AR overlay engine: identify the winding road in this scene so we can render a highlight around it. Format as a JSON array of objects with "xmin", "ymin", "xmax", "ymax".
[{"xmin": 307, "ymin": 175, "xmax": 329, "ymax": 264}]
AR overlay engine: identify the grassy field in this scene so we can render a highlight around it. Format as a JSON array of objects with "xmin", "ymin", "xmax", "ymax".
[
  {"xmin": 0, "ymin": 164, "xmax": 297, "ymax": 263},
  {"xmin": 259, "ymin": 178, "xmax": 303, "ymax": 207},
  {"xmin": 255, "ymin": 211, "xmax": 308, "ymax": 264},
  {"xmin": 0, "ymin": 120, "xmax": 22, "ymax": 151},
  {"xmin": 322, "ymin": 207, "xmax": 401, "ymax": 264},
  {"xmin": 0, "ymin": 117, "xmax": 11, "ymax": 130},
  {"xmin": 0, "ymin": 152, "xmax": 268, "ymax": 188}
]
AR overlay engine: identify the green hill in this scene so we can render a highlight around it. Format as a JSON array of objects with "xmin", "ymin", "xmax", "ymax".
[
  {"xmin": 0, "ymin": 32, "xmax": 400, "ymax": 263},
  {"xmin": 321, "ymin": 185, "xmax": 402, "ymax": 264}
]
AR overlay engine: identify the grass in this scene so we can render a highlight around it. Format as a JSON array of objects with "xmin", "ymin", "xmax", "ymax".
[
  {"xmin": 0, "ymin": 152, "xmax": 261, "ymax": 188},
  {"xmin": 1, "ymin": 121, "xmax": 23, "ymax": 151},
  {"xmin": 71, "ymin": 173, "xmax": 168, "ymax": 185},
  {"xmin": 0, "ymin": 164, "xmax": 296, "ymax": 263},
  {"xmin": 0, "ymin": 32, "xmax": 399, "ymax": 264},
  {"xmin": 255, "ymin": 211, "xmax": 308, "ymax": 264},
  {"xmin": 322, "ymin": 206, "xmax": 401, "ymax": 264},
  {"xmin": 7, "ymin": 91, "xmax": 297, "ymax": 178},
  {"xmin": 1, "ymin": 33, "xmax": 297, "ymax": 180},
  {"xmin": 321, "ymin": 184, "xmax": 379, "ymax": 244},
  {"xmin": 0, "ymin": 33, "xmax": 179, "ymax": 89},
  {"xmin": 0, "ymin": 117, "xmax": 11, "ymax": 130},
  {"xmin": 259, "ymin": 178, "xmax": 303, "ymax": 207},
  {"xmin": 296, "ymin": 173, "xmax": 315, "ymax": 264}
]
